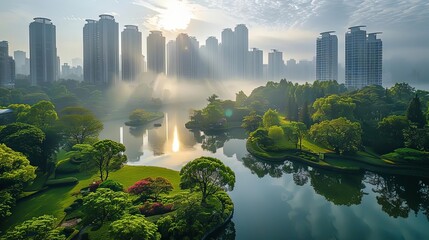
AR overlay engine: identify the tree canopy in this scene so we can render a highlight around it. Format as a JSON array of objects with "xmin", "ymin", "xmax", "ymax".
[
  {"xmin": 406, "ymin": 95, "xmax": 426, "ymax": 128},
  {"xmin": 91, "ymin": 139, "xmax": 126, "ymax": 181},
  {"xmin": 83, "ymin": 188, "xmax": 130, "ymax": 224},
  {"xmin": 59, "ymin": 106, "xmax": 103, "ymax": 146},
  {"xmin": 0, "ymin": 123, "xmax": 46, "ymax": 168},
  {"xmin": 262, "ymin": 109, "xmax": 281, "ymax": 128},
  {"xmin": 310, "ymin": 117, "xmax": 362, "ymax": 154},
  {"xmin": 1, "ymin": 215, "xmax": 65, "ymax": 240},
  {"xmin": 180, "ymin": 157, "xmax": 235, "ymax": 204},
  {"xmin": 0, "ymin": 144, "xmax": 36, "ymax": 218},
  {"xmin": 109, "ymin": 214, "xmax": 160, "ymax": 240},
  {"xmin": 312, "ymin": 94, "xmax": 356, "ymax": 122}
]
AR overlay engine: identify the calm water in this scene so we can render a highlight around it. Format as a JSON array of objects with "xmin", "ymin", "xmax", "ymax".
[{"xmin": 100, "ymin": 105, "xmax": 429, "ymax": 240}]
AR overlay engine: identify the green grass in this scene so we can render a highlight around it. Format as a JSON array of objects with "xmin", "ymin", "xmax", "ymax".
[
  {"xmin": 301, "ymin": 138, "xmax": 332, "ymax": 154},
  {"xmin": 1, "ymin": 166, "xmax": 182, "ymax": 232}
]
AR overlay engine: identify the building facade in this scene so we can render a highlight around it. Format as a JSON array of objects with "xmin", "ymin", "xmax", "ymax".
[
  {"xmin": 83, "ymin": 15, "xmax": 119, "ymax": 86},
  {"xmin": 29, "ymin": 17, "xmax": 57, "ymax": 85},
  {"xmin": 0, "ymin": 41, "xmax": 15, "ymax": 86},
  {"xmin": 121, "ymin": 25, "xmax": 142, "ymax": 81},
  {"xmin": 345, "ymin": 26, "xmax": 382, "ymax": 88},
  {"xmin": 268, "ymin": 49, "xmax": 285, "ymax": 80},
  {"xmin": 248, "ymin": 48, "xmax": 263, "ymax": 80},
  {"xmin": 316, "ymin": 31, "xmax": 338, "ymax": 81},
  {"xmin": 147, "ymin": 31, "xmax": 165, "ymax": 75}
]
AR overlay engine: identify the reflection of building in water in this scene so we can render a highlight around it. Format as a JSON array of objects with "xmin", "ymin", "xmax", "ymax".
[{"xmin": 148, "ymin": 126, "xmax": 166, "ymax": 155}]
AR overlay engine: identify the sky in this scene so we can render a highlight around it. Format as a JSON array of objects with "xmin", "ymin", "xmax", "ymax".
[{"xmin": 1, "ymin": 0, "xmax": 428, "ymax": 68}]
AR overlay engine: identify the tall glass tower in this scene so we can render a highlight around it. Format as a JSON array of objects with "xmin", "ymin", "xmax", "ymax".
[
  {"xmin": 316, "ymin": 31, "xmax": 338, "ymax": 81},
  {"xmin": 29, "ymin": 17, "xmax": 57, "ymax": 85}
]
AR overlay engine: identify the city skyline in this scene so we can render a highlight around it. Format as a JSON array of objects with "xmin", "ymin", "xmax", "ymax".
[{"xmin": 0, "ymin": 0, "xmax": 428, "ymax": 67}]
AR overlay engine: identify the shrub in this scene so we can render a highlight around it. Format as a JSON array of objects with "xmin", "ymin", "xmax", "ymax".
[
  {"xmin": 56, "ymin": 158, "xmax": 79, "ymax": 174},
  {"xmin": 99, "ymin": 179, "xmax": 124, "ymax": 192},
  {"xmin": 139, "ymin": 202, "xmax": 173, "ymax": 216},
  {"xmin": 88, "ymin": 180, "xmax": 102, "ymax": 192},
  {"xmin": 46, "ymin": 177, "xmax": 79, "ymax": 187}
]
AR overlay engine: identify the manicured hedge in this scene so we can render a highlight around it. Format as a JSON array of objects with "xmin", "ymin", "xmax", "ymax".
[
  {"xmin": 56, "ymin": 158, "xmax": 79, "ymax": 174},
  {"xmin": 46, "ymin": 177, "xmax": 79, "ymax": 187}
]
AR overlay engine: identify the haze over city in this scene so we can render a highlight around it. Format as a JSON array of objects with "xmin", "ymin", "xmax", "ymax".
[{"xmin": 1, "ymin": 0, "xmax": 428, "ymax": 67}]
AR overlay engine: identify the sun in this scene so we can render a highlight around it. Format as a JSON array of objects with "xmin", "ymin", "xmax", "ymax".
[{"xmin": 158, "ymin": 1, "xmax": 193, "ymax": 31}]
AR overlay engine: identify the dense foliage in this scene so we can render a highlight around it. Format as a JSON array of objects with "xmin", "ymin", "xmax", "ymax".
[
  {"xmin": 1, "ymin": 215, "xmax": 65, "ymax": 240},
  {"xmin": 180, "ymin": 157, "xmax": 235, "ymax": 204}
]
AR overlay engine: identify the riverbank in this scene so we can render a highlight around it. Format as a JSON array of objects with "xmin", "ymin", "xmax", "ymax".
[{"xmin": 247, "ymin": 138, "xmax": 429, "ymax": 178}]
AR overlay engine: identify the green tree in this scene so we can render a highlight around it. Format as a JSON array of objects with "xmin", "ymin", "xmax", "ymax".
[
  {"xmin": 98, "ymin": 179, "xmax": 124, "ymax": 192},
  {"xmin": 109, "ymin": 215, "xmax": 160, "ymax": 240},
  {"xmin": 1, "ymin": 215, "xmax": 65, "ymax": 240},
  {"xmin": 310, "ymin": 117, "xmax": 362, "ymax": 154},
  {"xmin": 286, "ymin": 96, "xmax": 299, "ymax": 121},
  {"xmin": 0, "ymin": 123, "xmax": 45, "ymax": 168},
  {"xmin": 268, "ymin": 126, "xmax": 284, "ymax": 141},
  {"xmin": 17, "ymin": 100, "xmax": 58, "ymax": 130},
  {"xmin": 202, "ymin": 102, "xmax": 224, "ymax": 128},
  {"xmin": 287, "ymin": 122, "xmax": 307, "ymax": 150},
  {"xmin": 376, "ymin": 115, "xmax": 410, "ymax": 153},
  {"xmin": 407, "ymin": 95, "xmax": 425, "ymax": 128},
  {"xmin": 262, "ymin": 109, "xmax": 280, "ymax": 128},
  {"xmin": 299, "ymin": 101, "xmax": 312, "ymax": 128},
  {"xmin": 82, "ymin": 188, "xmax": 130, "ymax": 224},
  {"xmin": 0, "ymin": 144, "xmax": 36, "ymax": 218},
  {"xmin": 388, "ymin": 82, "xmax": 415, "ymax": 103},
  {"xmin": 180, "ymin": 157, "xmax": 235, "ymax": 204},
  {"xmin": 92, "ymin": 139, "xmax": 126, "ymax": 181},
  {"xmin": 151, "ymin": 177, "xmax": 174, "ymax": 201},
  {"xmin": 207, "ymin": 94, "xmax": 219, "ymax": 104},
  {"xmin": 403, "ymin": 125, "xmax": 429, "ymax": 151},
  {"xmin": 59, "ymin": 106, "xmax": 103, "ymax": 146},
  {"xmin": 235, "ymin": 90, "xmax": 247, "ymax": 107},
  {"xmin": 241, "ymin": 111, "xmax": 262, "ymax": 132},
  {"xmin": 312, "ymin": 94, "xmax": 356, "ymax": 122}
]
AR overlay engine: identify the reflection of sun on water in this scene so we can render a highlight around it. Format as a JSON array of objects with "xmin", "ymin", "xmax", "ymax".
[{"xmin": 172, "ymin": 125, "xmax": 180, "ymax": 152}]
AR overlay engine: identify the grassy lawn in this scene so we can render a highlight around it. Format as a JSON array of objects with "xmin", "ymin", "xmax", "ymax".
[
  {"xmin": 301, "ymin": 138, "xmax": 332, "ymax": 154},
  {"xmin": 1, "ymin": 166, "xmax": 182, "ymax": 232}
]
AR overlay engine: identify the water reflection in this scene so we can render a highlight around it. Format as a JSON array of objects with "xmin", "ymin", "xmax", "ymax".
[{"xmin": 100, "ymin": 112, "xmax": 429, "ymax": 239}]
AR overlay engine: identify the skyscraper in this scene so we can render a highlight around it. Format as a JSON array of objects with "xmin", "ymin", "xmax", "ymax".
[
  {"xmin": 221, "ymin": 28, "xmax": 234, "ymax": 79},
  {"xmin": 345, "ymin": 26, "xmax": 368, "ymax": 88},
  {"xmin": 166, "ymin": 40, "xmax": 176, "ymax": 77},
  {"xmin": 14, "ymin": 50, "xmax": 29, "ymax": 75},
  {"xmin": 248, "ymin": 48, "xmax": 263, "ymax": 80},
  {"xmin": 176, "ymin": 33, "xmax": 199, "ymax": 80},
  {"xmin": 345, "ymin": 26, "xmax": 382, "ymax": 88},
  {"xmin": 121, "ymin": 25, "xmax": 142, "ymax": 81},
  {"xmin": 83, "ymin": 19, "xmax": 98, "ymax": 84},
  {"xmin": 268, "ymin": 49, "xmax": 285, "ymax": 80},
  {"xmin": 29, "ymin": 17, "xmax": 57, "ymax": 85},
  {"xmin": 147, "ymin": 31, "xmax": 165, "ymax": 75},
  {"xmin": 83, "ymin": 15, "xmax": 119, "ymax": 85},
  {"xmin": 367, "ymin": 33, "xmax": 383, "ymax": 86},
  {"xmin": 205, "ymin": 36, "xmax": 219, "ymax": 80},
  {"xmin": 316, "ymin": 31, "xmax": 338, "ymax": 81},
  {"xmin": 0, "ymin": 41, "xmax": 15, "ymax": 86},
  {"xmin": 234, "ymin": 24, "xmax": 249, "ymax": 78}
]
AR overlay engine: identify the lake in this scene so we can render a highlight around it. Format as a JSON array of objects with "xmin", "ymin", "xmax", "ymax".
[{"xmin": 100, "ymin": 103, "xmax": 429, "ymax": 240}]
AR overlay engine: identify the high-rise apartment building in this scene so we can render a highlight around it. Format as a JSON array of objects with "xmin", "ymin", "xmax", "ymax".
[
  {"xmin": 121, "ymin": 25, "xmax": 142, "ymax": 81},
  {"xmin": 83, "ymin": 15, "xmax": 119, "ymax": 86},
  {"xmin": 268, "ymin": 49, "xmax": 285, "ymax": 80},
  {"xmin": 221, "ymin": 28, "xmax": 234, "ymax": 79},
  {"xmin": 367, "ymin": 33, "xmax": 383, "ymax": 86},
  {"xmin": 248, "ymin": 48, "xmax": 263, "ymax": 80},
  {"xmin": 147, "ymin": 31, "xmax": 165, "ymax": 75},
  {"xmin": 14, "ymin": 50, "xmax": 29, "ymax": 75},
  {"xmin": 345, "ymin": 26, "xmax": 382, "ymax": 88},
  {"xmin": 29, "ymin": 17, "xmax": 57, "ymax": 85},
  {"xmin": 205, "ymin": 36, "xmax": 219, "ymax": 80},
  {"xmin": 166, "ymin": 40, "xmax": 176, "ymax": 77},
  {"xmin": 176, "ymin": 33, "xmax": 199, "ymax": 80},
  {"xmin": 0, "ymin": 41, "xmax": 15, "ymax": 86},
  {"xmin": 316, "ymin": 31, "xmax": 338, "ymax": 81},
  {"xmin": 234, "ymin": 24, "xmax": 248, "ymax": 78}
]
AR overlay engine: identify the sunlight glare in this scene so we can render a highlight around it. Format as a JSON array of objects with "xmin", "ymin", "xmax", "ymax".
[
  {"xmin": 158, "ymin": 1, "xmax": 193, "ymax": 31},
  {"xmin": 172, "ymin": 125, "xmax": 180, "ymax": 152}
]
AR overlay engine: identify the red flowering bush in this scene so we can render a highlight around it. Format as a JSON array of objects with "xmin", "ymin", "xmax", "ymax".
[
  {"xmin": 139, "ymin": 202, "xmax": 173, "ymax": 216},
  {"xmin": 128, "ymin": 177, "xmax": 173, "ymax": 201}
]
